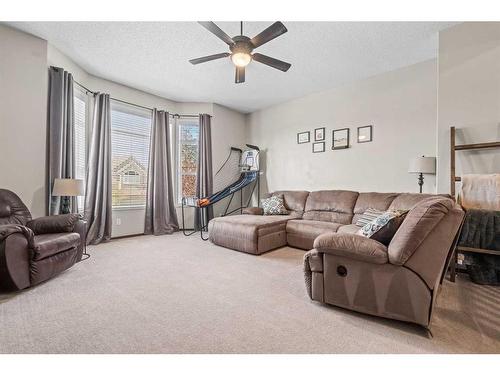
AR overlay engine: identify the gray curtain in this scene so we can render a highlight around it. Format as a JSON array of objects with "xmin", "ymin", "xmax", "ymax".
[
  {"xmin": 144, "ymin": 110, "xmax": 179, "ymax": 235},
  {"xmin": 194, "ymin": 114, "xmax": 214, "ymax": 230},
  {"xmin": 84, "ymin": 93, "xmax": 112, "ymax": 245},
  {"xmin": 47, "ymin": 66, "xmax": 76, "ymax": 215}
]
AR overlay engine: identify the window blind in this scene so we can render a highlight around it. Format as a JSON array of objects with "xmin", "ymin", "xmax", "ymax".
[
  {"xmin": 74, "ymin": 91, "xmax": 87, "ymax": 214},
  {"xmin": 111, "ymin": 102, "xmax": 152, "ymax": 208}
]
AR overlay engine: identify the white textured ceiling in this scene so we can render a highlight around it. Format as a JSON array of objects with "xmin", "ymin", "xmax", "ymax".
[{"xmin": 8, "ymin": 22, "xmax": 455, "ymax": 113}]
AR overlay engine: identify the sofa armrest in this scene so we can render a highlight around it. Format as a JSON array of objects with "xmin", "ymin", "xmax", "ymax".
[
  {"xmin": 242, "ymin": 207, "xmax": 264, "ymax": 215},
  {"xmin": 26, "ymin": 214, "xmax": 80, "ymax": 235},
  {"xmin": 313, "ymin": 233, "xmax": 388, "ymax": 264},
  {"xmin": 0, "ymin": 229, "xmax": 31, "ymax": 291}
]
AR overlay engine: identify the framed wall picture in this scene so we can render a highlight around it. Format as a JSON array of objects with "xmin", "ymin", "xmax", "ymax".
[
  {"xmin": 312, "ymin": 142, "xmax": 325, "ymax": 153},
  {"xmin": 314, "ymin": 127, "xmax": 325, "ymax": 141},
  {"xmin": 297, "ymin": 131, "xmax": 310, "ymax": 144},
  {"xmin": 357, "ymin": 125, "xmax": 373, "ymax": 143},
  {"xmin": 332, "ymin": 128, "xmax": 350, "ymax": 149}
]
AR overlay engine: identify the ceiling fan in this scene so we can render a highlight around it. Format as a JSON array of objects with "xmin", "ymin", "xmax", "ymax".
[{"xmin": 189, "ymin": 21, "xmax": 291, "ymax": 84}]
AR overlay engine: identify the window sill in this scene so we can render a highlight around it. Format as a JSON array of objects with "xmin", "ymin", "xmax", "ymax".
[{"xmin": 112, "ymin": 206, "xmax": 146, "ymax": 211}]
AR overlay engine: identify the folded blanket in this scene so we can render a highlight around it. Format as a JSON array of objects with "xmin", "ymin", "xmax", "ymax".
[
  {"xmin": 459, "ymin": 209, "xmax": 500, "ymax": 285},
  {"xmin": 459, "ymin": 174, "xmax": 500, "ymax": 210},
  {"xmin": 459, "ymin": 209, "xmax": 500, "ymax": 250},
  {"xmin": 0, "ymin": 224, "xmax": 35, "ymax": 248}
]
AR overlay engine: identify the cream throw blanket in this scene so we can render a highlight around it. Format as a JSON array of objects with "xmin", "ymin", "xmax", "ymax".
[{"xmin": 459, "ymin": 174, "xmax": 500, "ymax": 210}]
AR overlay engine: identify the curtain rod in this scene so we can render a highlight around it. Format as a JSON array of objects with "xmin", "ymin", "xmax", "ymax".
[{"xmin": 74, "ymin": 80, "xmax": 207, "ymax": 118}]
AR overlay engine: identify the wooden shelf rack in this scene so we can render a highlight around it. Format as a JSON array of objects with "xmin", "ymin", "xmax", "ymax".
[{"xmin": 449, "ymin": 126, "xmax": 500, "ymax": 282}]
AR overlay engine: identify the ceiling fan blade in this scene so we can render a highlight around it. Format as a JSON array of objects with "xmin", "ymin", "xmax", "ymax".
[
  {"xmin": 252, "ymin": 53, "xmax": 291, "ymax": 72},
  {"xmin": 235, "ymin": 66, "xmax": 245, "ymax": 84},
  {"xmin": 250, "ymin": 22, "xmax": 288, "ymax": 48},
  {"xmin": 198, "ymin": 21, "xmax": 235, "ymax": 46},
  {"xmin": 189, "ymin": 53, "xmax": 230, "ymax": 65}
]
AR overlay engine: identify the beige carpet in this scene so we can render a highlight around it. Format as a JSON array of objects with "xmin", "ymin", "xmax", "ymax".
[{"xmin": 0, "ymin": 233, "xmax": 499, "ymax": 353}]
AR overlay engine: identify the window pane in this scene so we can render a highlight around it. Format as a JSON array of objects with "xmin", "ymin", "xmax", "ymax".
[
  {"xmin": 181, "ymin": 144, "xmax": 198, "ymax": 174},
  {"xmin": 74, "ymin": 93, "xmax": 86, "ymax": 214},
  {"xmin": 111, "ymin": 104, "xmax": 152, "ymax": 208},
  {"xmin": 177, "ymin": 120, "xmax": 199, "ymax": 203},
  {"xmin": 182, "ymin": 174, "xmax": 197, "ymax": 198}
]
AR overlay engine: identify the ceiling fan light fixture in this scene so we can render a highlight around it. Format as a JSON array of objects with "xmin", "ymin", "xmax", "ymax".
[{"xmin": 231, "ymin": 52, "xmax": 252, "ymax": 67}]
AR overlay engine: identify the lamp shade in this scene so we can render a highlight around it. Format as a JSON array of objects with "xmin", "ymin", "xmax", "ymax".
[
  {"xmin": 408, "ymin": 156, "xmax": 436, "ymax": 174},
  {"xmin": 52, "ymin": 178, "xmax": 84, "ymax": 196}
]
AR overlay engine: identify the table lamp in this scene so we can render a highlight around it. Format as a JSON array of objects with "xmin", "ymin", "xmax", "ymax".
[
  {"xmin": 52, "ymin": 178, "xmax": 84, "ymax": 214},
  {"xmin": 408, "ymin": 156, "xmax": 436, "ymax": 193}
]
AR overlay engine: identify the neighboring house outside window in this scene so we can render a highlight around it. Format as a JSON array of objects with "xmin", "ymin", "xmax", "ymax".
[
  {"xmin": 176, "ymin": 118, "xmax": 199, "ymax": 204},
  {"xmin": 122, "ymin": 170, "xmax": 141, "ymax": 185},
  {"xmin": 111, "ymin": 102, "xmax": 152, "ymax": 208}
]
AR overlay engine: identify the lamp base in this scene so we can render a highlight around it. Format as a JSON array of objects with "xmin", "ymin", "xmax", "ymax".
[
  {"xmin": 417, "ymin": 173, "xmax": 424, "ymax": 194},
  {"xmin": 61, "ymin": 196, "xmax": 70, "ymax": 214}
]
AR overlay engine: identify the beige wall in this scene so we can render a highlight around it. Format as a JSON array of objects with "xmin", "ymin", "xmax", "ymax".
[
  {"xmin": 0, "ymin": 24, "xmax": 48, "ymax": 217},
  {"xmin": 246, "ymin": 60, "xmax": 438, "ymax": 196},
  {"xmin": 437, "ymin": 22, "xmax": 500, "ymax": 193}
]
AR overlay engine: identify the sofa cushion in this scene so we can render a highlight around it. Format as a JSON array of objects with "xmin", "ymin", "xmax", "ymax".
[
  {"xmin": 287, "ymin": 219, "xmax": 342, "ymax": 238},
  {"xmin": 242, "ymin": 207, "xmax": 264, "ymax": 215},
  {"xmin": 27, "ymin": 214, "xmax": 80, "ymax": 234},
  {"xmin": 32, "ymin": 233, "xmax": 81, "ymax": 261},
  {"xmin": 387, "ymin": 193, "xmax": 443, "ymax": 212},
  {"xmin": 388, "ymin": 197, "xmax": 453, "ymax": 265},
  {"xmin": 336, "ymin": 224, "xmax": 360, "ymax": 234},
  {"xmin": 261, "ymin": 195, "xmax": 289, "ymax": 215},
  {"xmin": 208, "ymin": 215, "xmax": 293, "ymax": 254},
  {"xmin": 0, "ymin": 189, "xmax": 32, "ymax": 226},
  {"xmin": 287, "ymin": 219, "xmax": 344, "ymax": 250},
  {"xmin": 303, "ymin": 190, "xmax": 359, "ymax": 224},
  {"xmin": 313, "ymin": 233, "xmax": 388, "ymax": 264},
  {"xmin": 352, "ymin": 192, "xmax": 399, "ymax": 224},
  {"xmin": 271, "ymin": 190, "xmax": 310, "ymax": 217}
]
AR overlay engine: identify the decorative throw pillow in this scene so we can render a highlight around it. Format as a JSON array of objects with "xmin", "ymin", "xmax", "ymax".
[
  {"xmin": 355, "ymin": 208, "xmax": 385, "ymax": 227},
  {"xmin": 357, "ymin": 210, "xmax": 407, "ymax": 245},
  {"xmin": 261, "ymin": 195, "xmax": 289, "ymax": 215}
]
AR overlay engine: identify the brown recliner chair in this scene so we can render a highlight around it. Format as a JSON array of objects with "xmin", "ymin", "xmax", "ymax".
[{"xmin": 0, "ymin": 189, "xmax": 86, "ymax": 291}]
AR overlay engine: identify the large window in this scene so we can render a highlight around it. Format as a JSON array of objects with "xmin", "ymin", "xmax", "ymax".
[
  {"xmin": 111, "ymin": 102, "xmax": 152, "ymax": 208},
  {"xmin": 74, "ymin": 88, "xmax": 88, "ymax": 214},
  {"xmin": 176, "ymin": 118, "xmax": 199, "ymax": 203}
]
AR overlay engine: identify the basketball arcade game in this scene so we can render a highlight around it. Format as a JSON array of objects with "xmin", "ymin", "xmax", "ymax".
[{"xmin": 181, "ymin": 144, "xmax": 260, "ymax": 240}]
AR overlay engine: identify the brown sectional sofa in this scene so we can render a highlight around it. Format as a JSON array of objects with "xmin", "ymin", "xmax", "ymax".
[
  {"xmin": 208, "ymin": 190, "xmax": 464, "ymax": 328},
  {"xmin": 209, "ymin": 190, "xmax": 449, "ymax": 254}
]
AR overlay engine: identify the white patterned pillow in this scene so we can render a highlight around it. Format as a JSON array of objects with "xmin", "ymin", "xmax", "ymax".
[
  {"xmin": 357, "ymin": 210, "xmax": 407, "ymax": 245},
  {"xmin": 355, "ymin": 208, "xmax": 385, "ymax": 227},
  {"xmin": 261, "ymin": 195, "xmax": 289, "ymax": 215}
]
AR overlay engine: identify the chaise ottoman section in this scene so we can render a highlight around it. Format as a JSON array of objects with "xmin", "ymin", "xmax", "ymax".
[{"xmin": 208, "ymin": 215, "xmax": 293, "ymax": 255}]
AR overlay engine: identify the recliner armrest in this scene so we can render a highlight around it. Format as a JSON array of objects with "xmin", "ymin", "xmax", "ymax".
[
  {"xmin": 313, "ymin": 233, "xmax": 388, "ymax": 264},
  {"xmin": 26, "ymin": 214, "xmax": 80, "ymax": 235}
]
